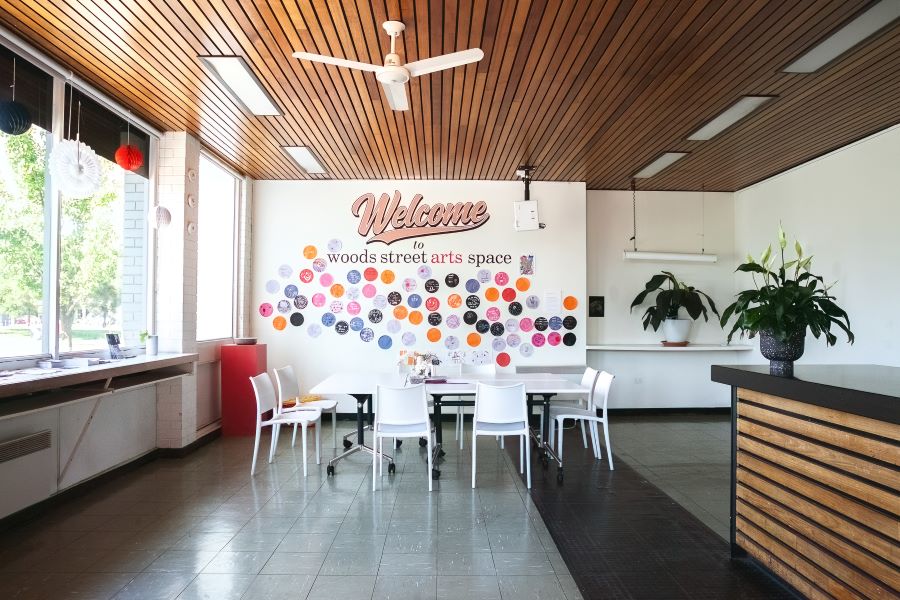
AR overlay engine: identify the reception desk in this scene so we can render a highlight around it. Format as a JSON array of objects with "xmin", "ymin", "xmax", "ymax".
[{"xmin": 712, "ymin": 364, "xmax": 899, "ymax": 600}]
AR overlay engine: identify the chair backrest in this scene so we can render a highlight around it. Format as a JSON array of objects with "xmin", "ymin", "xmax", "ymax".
[
  {"xmin": 474, "ymin": 382, "xmax": 526, "ymax": 425},
  {"xmin": 375, "ymin": 383, "xmax": 428, "ymax": 427},
  {"xmin": 249, "ymin": 373, "xmax": 277, "ymax": 419},
  {"xmin": 462, "ymin": 363, "xmax": 497, "ymax": 378},
  {"xmin": 273, "ymin": 365, "xmax": 300, "ymax": 413},
  {"xmin": 580, "ymin": 367, "xmax": 600, "ymax": 391},
  {"xmin": 592, "ymin": 371, "xmax": 615, "ymax": 413}
]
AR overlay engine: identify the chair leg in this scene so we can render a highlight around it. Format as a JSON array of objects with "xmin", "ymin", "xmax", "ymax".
[
  {"xmin": 379, "ymin": 438, "xmax": 384, "ymax": 476},
  {"xmin": 557, "ymin": 418, "xmax": 564, "ymax": 463},
  {"xmin": 372, "ymin": 434, "xmax": 378, "ymax": 491},
  {"xmin": 471, "ymin": 432, "xmax": 477, "ymax": 489},
  {"xmin": 301, "ymin": 425, "xmax": 308, "ymax": 477},
  {"xmin": 332, "ymin": 409, "xmax": 337, "ymax": 449},
  {"xmin": 455, "ymin": 405, "xmax": 460, "ymax": 441},
  {"xmin": 500, "ymin": 436, "xmax": 504, "ymax": 449},
  {"xmin": 459, "ymin": 406, "xmax": 464, "ymax": 451},
  {"xmin": 316, "ymin": 417, "xmax": 321, "ymax": 465},
  {"xmin": 524, "ymin": 430, "xmax": 531, "ymax": 489},
  {"xmin": 427, "ymin": 432, "xmax": 433, "ymax": 492},
  {"xmin": 268, "ymin": 424, "xmax": 279, "ymax": 463},
  {"xmin": 590, "ymin": 421, "xmax": 601, "ymax": 459},
  {"xmin": 603, "ymin": 421, "xmax": 614, "ymax": 470},
  {"xmin": 580, "ymin": 420, "xmax": 588, "ymax": 448},
  {"xmin": 549, "ymin": 417, "xmax": 555, "ymax": 449},
  {"xmin": 291, "ymin": 423, "xmax": 298, "ymax": 447},
  {"xmin": 251, "ymin": 425, "xmax": 262, "ymax": 476},
  {"xmin": 519, "ymin": 435, "xmax": 524, "ymax": 473}
]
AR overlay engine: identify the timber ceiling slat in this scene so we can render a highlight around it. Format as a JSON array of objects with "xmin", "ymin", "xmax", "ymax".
[{"xmin": 1, "ymin": 0, "xmax": 897, "ymax": 190}]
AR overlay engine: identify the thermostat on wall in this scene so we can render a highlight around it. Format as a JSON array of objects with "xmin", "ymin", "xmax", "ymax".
[{"xmin": 513, "ymin": 200, "xmax": 543, "ymax": 231}]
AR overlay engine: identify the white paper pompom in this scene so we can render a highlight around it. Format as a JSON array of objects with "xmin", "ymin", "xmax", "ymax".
[
  {"xmin": 49, "ymin": 138, "xmax": 101, "ymax": 198},
  {"xmin": 150, "ymin": 204, "xmax": 172, "ymax": 229}
]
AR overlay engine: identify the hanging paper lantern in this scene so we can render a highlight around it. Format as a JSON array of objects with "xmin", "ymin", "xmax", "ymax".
[
  {"xmin": 0, "ymin": 100, "xmax": 32, "ymax": 135},
  {"xmin": 115, "ymin": 143, "xmax": 143, "ymax": 171},
  {"xmin": 150, "ymin": 204, "xmax": 172, "ymax": 228},
  {"xmin": 49, "ymin": 138, "xmax": 101, "ymax": 198}
]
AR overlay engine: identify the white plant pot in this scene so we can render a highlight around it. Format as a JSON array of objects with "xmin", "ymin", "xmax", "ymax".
[
  {"xmin": 662, "ymin": 319, "xmax": 692, "ymax": 343},
  {"xmin": 147, "ymin": 335, "xmax": 159, "ymax": 356}
]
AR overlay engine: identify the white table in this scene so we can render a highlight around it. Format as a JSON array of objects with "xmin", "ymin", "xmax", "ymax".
[{"xmin": 311, "ymin": 372, "xmax": 591, "ymax": 479}]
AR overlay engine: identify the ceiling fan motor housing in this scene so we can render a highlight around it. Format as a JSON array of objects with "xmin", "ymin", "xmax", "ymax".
[{"xmin": 376, "ymin": 65, "xmax": 410, "ymax": 85}]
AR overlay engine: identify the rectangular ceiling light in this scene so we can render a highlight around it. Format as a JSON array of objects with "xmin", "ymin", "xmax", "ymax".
[
  {"xmin": 200, "ymin": 56, "xmax": 280, "ymax": 116},
  {"xmin": 623, "ymin": 251, "xmax": 718, "ymax": 263},
  {"xmin": 283, "ymin": 146, "xmax": 327, "ymax": 174},
  {"xmin": 633, "ymin": 152, "xmax": 688, "ymax": 179},
  {"xmin": 783, "ymin": 1, "xmax": 900, "ymax": 73},
  {"xmin": 687, "ymin": 96, "xmax": 775, "ymax": 141}
]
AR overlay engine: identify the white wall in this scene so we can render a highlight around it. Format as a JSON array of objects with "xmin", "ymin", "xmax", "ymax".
[
  {"xmin": 252, "ymin": 181, "xmax": 586, "ymax": 410},
  {"xmin": 734, "ymin": 125, "xmax": 900, "ymax": 366},
  {"xmin": 586, "ymin": 190, "xmax": 741, "ymax": 408}
]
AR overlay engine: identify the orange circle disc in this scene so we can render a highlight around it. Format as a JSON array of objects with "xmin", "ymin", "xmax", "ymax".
[
  {"xmin": 515, "ymin": 277, "xmax": 531, "ymax": 292},
  {"xmin": 330, "ymin": 284, "xmax": 345, "ymax": 298},
  {"xmin": 563, "ymin": 296, "xmax": 578, "ymax": 310},
  {"xmin": 447, "ymin": 294, "xmax": 462, "ymax": 308},
  {"xmin": 302, "ymin": 245, "xmax": 317, "ymax": 259},
  {"xmin": 467, "ymin": 332, "xmax": 481, "ymax": 347},
  {"xmin": 426, "ymin": 328, "xmax": 442, "ymax": 342},
  {"xmin": 393, "ymin": 305, "xmax": 408, "ymax": 320},
  {"xmin": 484, "ymin": 287, "xmax": 500, "ymax": 302},
  {"xmin": 408, "ymin": 310, "xmax": 423, "ymax": 325},
  {"xmin": 273, "ymin": 316, "xmax": 287, "ymax": 331},
  {"xmin": 381, "ymin": 269, "xmax": 395, "ymax": 284}
]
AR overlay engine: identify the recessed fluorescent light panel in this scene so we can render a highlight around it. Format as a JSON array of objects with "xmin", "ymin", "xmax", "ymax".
[
  {"xmin": 687, "ymin": 96, "xmax": 775, "ymax": 141},
  {"xmin": 283, "ymin": 146, "xmax": 327, "ymax": 174},
  {"xmin": 633, "ymin": 152, "xmax": 688, "ymax": 179},
  {"xmin": 783, "ymin": 1, "xmax": 900, "ymax": 73},
  {"xmin": 200, "ymin": 56, "xmax": 280, "ymax": 116}
]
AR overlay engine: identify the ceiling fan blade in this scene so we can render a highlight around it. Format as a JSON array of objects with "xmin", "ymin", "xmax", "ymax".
[
  {"xmin": 292, "ymin": 52, "xmax": 380, "ymax": 72},
  {"xmin": 406, "ymin": 49, "xmax": 484, "ymax": 77},
  {"xmin": 381, "ymin": 82, "xmax": 409, "ymax": 111}
]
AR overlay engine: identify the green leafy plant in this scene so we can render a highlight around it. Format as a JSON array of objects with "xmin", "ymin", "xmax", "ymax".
[
  {"xmin": 630, "ymin": 271, "xmax": 720, "ymax": 331},
  {"xmin": 139, "ymin": 330, "xmax": 148, "ymax": 344},
  {"xmin": 720, "ymin": 226, "xmax": 854, "ymax": 345}
]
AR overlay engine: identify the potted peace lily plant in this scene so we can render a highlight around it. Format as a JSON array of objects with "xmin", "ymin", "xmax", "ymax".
[
  {"xmin": 630, "ymin": 271, "xmax": 720, "ymax": 345},
  {"xmin": 720, "ymin": 226, "xmax": 854, "ymax": 376}
]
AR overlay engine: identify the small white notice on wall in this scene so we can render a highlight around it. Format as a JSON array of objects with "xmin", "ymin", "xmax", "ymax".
[{"xmin": 544, "ymin": 290, "xmax": 562, "ymax": 314}]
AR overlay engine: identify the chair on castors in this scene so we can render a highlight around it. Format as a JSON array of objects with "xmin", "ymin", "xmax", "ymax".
[
  {"xmin": 372, "ymin": 383, "xmax": 434, "ymax": 491},
  {"xmin": 471, "ymin": 382, "xmax": 530, "ymax": 489},
  {"xmin": 249, "ymin": 373, "xmax": 321, "ymax": 477},
  {"xmin": 549, "ymin": 370, "xmax": 615, "ymax": 470},
  {"xmin": 273, "ymin": 365, "xmax": 340, "ymax": 449}
]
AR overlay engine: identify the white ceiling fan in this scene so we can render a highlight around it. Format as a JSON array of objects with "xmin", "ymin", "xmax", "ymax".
[{"xmin": 292, "ymin": 21, "xmax": 483, "ymax": 111}]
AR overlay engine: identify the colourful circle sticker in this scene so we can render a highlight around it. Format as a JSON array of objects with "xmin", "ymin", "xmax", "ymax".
[
  {"xmin": 402, "ymin": 332, "xmax": 416, "ymax": 346},
  {"xmin": 563, "ymin": 296, "xmax": 579, "ymax": 310},
  {"xmin": 311, "ymin": 293, "xmax": 326, "ymax": 307},
  {"xmin": 519, "ymin": 343, "xmax": 534, "ymax": 357},
  {"xmin": 463, "ymin": 311, "xmax": 478, "ymax": 325},
  {"xmin": 445, "ymin": 273, "xmax": 460, "ymax": 287},
  {"xmin": 299, "ymin": 269, "xmax": 314, "ymax": 283},
  {"xmin": 330, "ymin": 284, "xmax": 345, "ymax": 298},
  {"xmin": 417, "ymin": 265, "xmax": 432, "ymax": 279},
  {"xmin": 426, "ymin": 328, "xmax": 441, "ymax": 342},
  {"xmin": 368, "ymin": 309, "xmax": 383, "ymax": 323},
  {"xmin": 347, "ymin": 270, "xmax": 361, "ymax": 284},
  {"xmin": 350, "ymin": 317, "xmax": 364, "ymax": 331},
  {"xmin": 490, "ymin": 323, "xmax": 505, "ymax": 337},
  {"xmin": 563, "ymin": 316, "xmax": 577, "ymax": 330},
  {"xmin": 373, "ymin": 295, "xmax": 387, "ymax": 309},
  {"xmin": 494, "ymin": 272, "xmax": 509, "ymax": 286},
  {"xmin": 484, "ymin": 288, "xmax": 500, "ymax": 302},
  {"xmin": 466, "ymin": 295, "xmax": 481, "ymax": 309},
  {"xmin": 465, "ymin": 279, "xmax": 480, "ymax": 293},
  {"xmin": 327, "ymin": 239, "xmax": 342, "ymax": 253},
  {"xmin": 505, "ymin": 318, "xmax": 519, "ymax": 332},
  {"xmin": 335, "ymin": 321, "xmax": 349, "ymax": 334},
  {"xmin": 277, "ymin": 300, "xmax": 291, "ymax": 313},
  {"xmin": 284, "ymin": 284, "xmax": 299, "ymax": 298},
  {"xmin": 302, "ymin": 245, "xmax": 317, "ymax": 259},
  {"xmin": 259, "ymin": 302, "xmax": 273, "ymax": 317},
  {"xmin": 381, "ymin": 270, "xmax": 395, "ymax": 284},
  {"xmin": 496, "ymin": 352, "xmax": 511, "ymax": 367},
  {"xmin": 477, "ymin": 269, "xmax": 491, "ymax": 283},
  {"xmin": 273, "ymin": 316, "xmax": 287, "ymax": 330},
  {"xmin": 346, "ymin": 286, "xmax": 360, "ymax": 300},
  {"xmin": 446, "ymin": 314, "xmax": 461, "ymax": 329},
  {"xmin": 563, "ymin": 332, "xmax": 577, "ymax": 346},
  {"xmin": 467, "ymin": 333, "xmax": 482, "ymax": 347},
  {"xmin": 290, "ymin": 313, "xmax": 304, "ymax": 327},
  {"xmin": 507, "ymin": 334, "xmax": 521, "ymax": 347},
  {"xmin": 475, "ymin": 320, "xmax": 490, "ymax": 334},
  {"xmin": 515, "ymin": 277, "xmax": 531, "ymax": 292},
  {"xmin": 330, "ymin": 301, "xmax": 343, "ymax": 314},
  {"xmin": 492, "ymin": 338, "xmax": 507, "ymax": 352},
  {"xmin": 532, "ymin": 333, "xmax": 546, "ymax": 347},
  {"xmin": 447, "ymin": 294, "xmax": 462, "ymax": 308},
  {"xmin": 312, "ymin": 258, "xmax": 327, "ymax": 272},
  {"xmin": 403, "ymin": 278, "xmax": 417, "ymax": 292},
  {"xmin": 347, "ymin": 301, "xmax": 361, "ymax": 315},
  {"xmin": 378, "ymin": 335, "xmax": 393, "ymax": 349},
  {"xmin": 294, "ymin": 295, "xmax": 308, "ymax": 310},
  {"xmin": 428, "ymin": 312, "xmax": 442, "ymax": 326},
  {"xmin": 502, "ymin": 288, "xmax": 517, "ymax": 302},
  {"xmin": 486, "ymin": 307, "xmax": 501, "ymax": 322},
  {"xmin": 534, "ymin": 317, "xmax": 549, "ymax": 331},
  {"xmin": 549, "ymin": 316, "xmax": 563, "ymax": 330},
  {"xmin": 526, "ymin": 295, "xmax": 540, "ymax": 310},
  {"xmin": 393, "ymin": 306, "xmax": 408, "ymax": 320},
  {"xmin": 362, "ymin": 284, "xmax": 377, "ymax": 298},
  {"xmin": 387, "ymin": 320, "xmax": 401, "ymax": 334},
  {"xmin": 424, "ymin": 279, "xmax": 439, "ymax": 293},
  {"xmin": 519, "ymin": 317, "xmax": 534, "ymax": 332},
  {"xmin": 548, "ymin": 332, "xmax": 562, "ymax": 346},
  {"xmin": 360, "ymin": 328, "xmax": 374, "ymax": 342},
  {"xmin": 266, "ymin": 280, "xmax": 279, "ymax": 293},
  {"xmin": 278, "ymin": 264, "xmax": 292, "ymax": 278},
  {"xmin": 308, "ymin": 324, "xmax": 322, "ymax": 338},
  {"xmin": 407, "ymin": 294, "xmax": 422, "ymax": 309},
  {"xmin": 388, "ymin": 291, "xmax": 402, "ymax": 306},
  {"xmin": 425, "ymin": 297, "xmax": 440, "ymax": 311},
  {"xmin": 319, "ymin": 273, "xmax": 334, "ymax": 287},
  {"xmin": 364, "ymin": 267, "xmax": 378, "ymax": 281},
  {"xmin": 508, "ymin": 302, "xmax": 523, "ymax": 316},
  {"xmin": 321, "ymin": 313, "xmax": 336, "ymax": 327},
  {"xmin": 408, "ymin": 311, "xmax": 423, "ymax": 325},
  {"xmin": 445, "ymin": 336, "xmax": 459, "ymax": 350}
]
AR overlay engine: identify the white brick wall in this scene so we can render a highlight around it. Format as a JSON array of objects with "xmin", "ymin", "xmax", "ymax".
[{"xmin": 121, "ymin": 172, "xmax": 147, "ymax": 345}]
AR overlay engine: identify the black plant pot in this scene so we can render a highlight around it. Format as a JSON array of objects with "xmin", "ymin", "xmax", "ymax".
[{"xmin": 759, "ymin": 329, "xmax": 805, "ymax": 377}]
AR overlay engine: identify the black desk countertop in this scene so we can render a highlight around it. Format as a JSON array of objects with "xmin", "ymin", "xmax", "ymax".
[{"xmin": 711, "ymin": 364, "xmax": 899, "ymax": 424}]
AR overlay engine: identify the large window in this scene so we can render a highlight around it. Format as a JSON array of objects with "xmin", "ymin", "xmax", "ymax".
[{"xmin": 196, "ymin": 154, "xmax": 238, "ymax": 341}]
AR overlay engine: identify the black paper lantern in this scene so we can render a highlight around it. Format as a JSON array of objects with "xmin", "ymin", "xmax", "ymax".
[{"xmin": 0, "ymin": 100, "xmax": 32, "ymax": 136}]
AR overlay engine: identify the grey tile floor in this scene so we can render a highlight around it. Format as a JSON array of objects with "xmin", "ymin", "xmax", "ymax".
[
  {"xmin": 608, "ymin": 413, "xmax": 731, "ymax": 540},
  {"xmin": 0, "ymin": 421, "xmax": 583, "ymax": 600}
]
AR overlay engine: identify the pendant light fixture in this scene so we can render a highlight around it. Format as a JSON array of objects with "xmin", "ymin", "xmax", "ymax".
[
  {"xmin": 0, "ymin": 57, "xmax": 33, "ymax": 136},
  {"xmin": 49, "ymin": 87, "xmax": 101, "ymax": 198}
]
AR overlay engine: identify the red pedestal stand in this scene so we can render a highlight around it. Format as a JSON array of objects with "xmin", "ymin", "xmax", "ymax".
[{"xmin": 221, "ymin": 343, "xmax": 267, "ymax": 436}]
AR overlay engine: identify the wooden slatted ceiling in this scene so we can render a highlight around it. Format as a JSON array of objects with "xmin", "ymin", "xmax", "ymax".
[{"xmin": 0, "ymin": 0, "xmax": 898, "ymax": 191}]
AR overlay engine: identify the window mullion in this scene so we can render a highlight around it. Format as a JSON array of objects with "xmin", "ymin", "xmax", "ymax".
[{"xmin": 46, "ymin": 76, "xmax": 65, "ymax": 359}]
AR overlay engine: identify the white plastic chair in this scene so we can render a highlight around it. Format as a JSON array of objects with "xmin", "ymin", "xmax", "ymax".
[
  {"xmin": 454, "ymin": 363, "xmax": 496, "ymax": 450},
  {"xmin": 548, "ymin": 368, "xmax": 600, "ymax": 451},
  {"xmin": 273, "ymin": 365, "xmax": 339, "ymax": 449},
  {"xmin": 472, "ymin": 382, "xmax": 530, "ymax": 489},
  {"xmin": 549, "ymin": 370, "xmax": 615, "ymax": 470},
  {"xmin": 373, "ymin": 383, "xmax": 434, "ymax": 491},
  {"xmin": 249, "ymin": 373, "xmax": 322, "ymax": 477}
]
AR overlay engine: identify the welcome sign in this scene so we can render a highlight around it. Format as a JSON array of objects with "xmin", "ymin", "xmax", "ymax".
[{"xmin": 253, "ymin": 180, "xmax": 586, "ymax": 373}]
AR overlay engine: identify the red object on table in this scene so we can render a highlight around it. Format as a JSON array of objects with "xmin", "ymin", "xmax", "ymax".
[{"xmin": 221, "ymin": 343, "xmax": 267, "ymax": 436}]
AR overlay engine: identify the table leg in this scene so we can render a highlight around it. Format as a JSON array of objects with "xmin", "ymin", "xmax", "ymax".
[
  {"xmin": 328, "ymin": 393, "xmax": 392, "ymax": 475},
  {"xmin": 433, "ymin": 395, "xmax": 445, "ymax": 457}
]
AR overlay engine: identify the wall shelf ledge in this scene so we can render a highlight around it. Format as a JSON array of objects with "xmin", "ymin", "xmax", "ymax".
[{"xmin": 587, "ymin": 344, "xmax": 753, "ymax": 352}]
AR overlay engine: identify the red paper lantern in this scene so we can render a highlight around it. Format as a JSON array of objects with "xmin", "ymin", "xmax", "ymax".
[{"xmin": 115, "ymin": 143, "xmax": 143, "ymax": 171}]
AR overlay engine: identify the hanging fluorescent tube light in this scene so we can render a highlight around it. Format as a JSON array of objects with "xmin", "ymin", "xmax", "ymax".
[
  {"xmin": 624, "ymin": 251, "xmax": 717, "ymax": 263},
  {"xmin": 633, "ymin": 152, "xmax": 688, "ymax": 178},
  {"xmin": 783, "ymin": 1, "xmax": 900, "ymax": 73},
  {"xmin": 687, "ymin": 96, "xmax": 775, "ymax": 141},
  {"xmin": 200, "ymin": 56, "xmax": 281, "ymax": 116},
  {"xmin": 283, "ymin": 146, "xmax": 327, "ymax": 174}
]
